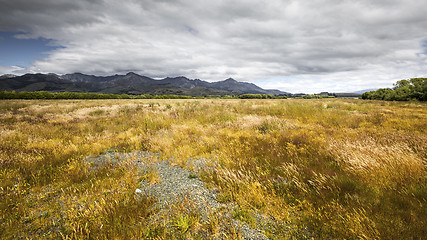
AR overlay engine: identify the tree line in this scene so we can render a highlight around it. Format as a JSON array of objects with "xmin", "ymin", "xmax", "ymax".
[
  {"xmin": 0, "ymin": 91, "xmax": 289, "ymax": 100},
  {"xmin": 0, "ymin": 91, "xmax": 194, "ymax": 99},
  {"xmin": 361, "ymin": 78, "xmax": 426, "ymax": 101}
]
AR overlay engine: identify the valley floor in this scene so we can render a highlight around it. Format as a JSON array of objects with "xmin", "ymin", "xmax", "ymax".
[{"xmin": 0, "ymin": 99, "xmax": 426, "ymax": 239}]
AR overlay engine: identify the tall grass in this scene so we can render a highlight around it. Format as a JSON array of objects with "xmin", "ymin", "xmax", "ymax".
[{"xmin": 0, "ymin": 98, "xmax": 426, "ymax": 239}]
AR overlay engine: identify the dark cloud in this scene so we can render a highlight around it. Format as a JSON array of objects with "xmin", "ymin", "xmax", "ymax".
[
  {"xmin": 0, "ymin": 0, "xmax": 102, "ymax": 32},
  {"xmin": 0, "ymin": 0, "xmax": 426, "ymax": 92}
]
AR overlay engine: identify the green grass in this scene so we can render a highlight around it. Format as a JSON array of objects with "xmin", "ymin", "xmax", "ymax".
[{"xmin": 0, "ymin": 98, "xmax": 426, "ymax": 239}]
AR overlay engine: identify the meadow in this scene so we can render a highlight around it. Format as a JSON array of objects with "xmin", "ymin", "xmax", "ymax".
[{"xmin": 0, "ymin": 98, "xmax": 426, "ymax": 239}]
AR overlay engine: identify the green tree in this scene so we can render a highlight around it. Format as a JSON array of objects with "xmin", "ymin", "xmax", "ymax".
[{"xmin": 363, "ymin": 78, "xmax": 426, "ymax": 101}]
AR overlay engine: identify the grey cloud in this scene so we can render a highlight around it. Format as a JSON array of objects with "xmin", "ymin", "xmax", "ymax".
[{"xmin": 1, "ymin": 0, "xmax": 427, "ymax": 92}]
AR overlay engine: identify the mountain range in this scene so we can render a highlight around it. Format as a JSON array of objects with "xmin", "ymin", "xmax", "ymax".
[{"xmin": 0, "ymin": 72, "xmax": 288, "ymax": 96}]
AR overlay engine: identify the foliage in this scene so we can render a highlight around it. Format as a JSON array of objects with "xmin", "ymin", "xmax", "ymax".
[
  {"xmin": 0, "ymin": 98, "xmax": 426, "ymax": 239},
  {"xmin": 172, "ymin": 214, "xmax": 199, "ymax": 235},
  {"xmin": 0, "ymin": 91, "xmax": 197, "ymax": 100},
  {"xmin": 300, "ymin": 94, "xmax": 335, "ymax": 99},
  {"xmin": 362, "ymin": 78, "xmax": 427, "ymax": 101},
  {"xmin": 239, "ymin": 94, "xmax": 276, "ymax": 99},
  {"xmin": 0, "ymin": 91, "xmax": 290, "ymax": 100}
]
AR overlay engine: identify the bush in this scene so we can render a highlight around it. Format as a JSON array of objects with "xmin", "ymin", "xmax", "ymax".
[{"xmin": 362, "ymin": 78, "xmax": 426, "ymax": 101}]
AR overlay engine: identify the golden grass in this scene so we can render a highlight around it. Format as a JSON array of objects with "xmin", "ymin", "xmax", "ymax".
[{"xmin": 0, "ymin": 98, "xmax": 426, "ymax": 239}]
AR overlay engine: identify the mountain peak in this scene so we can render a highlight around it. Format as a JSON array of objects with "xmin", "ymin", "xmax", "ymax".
[
  {"xmin": 0, "ymin": 74, "xmax": 17, "ymax": 79},
  {"xmin": 70, "ymin": 72, "xmax": 87, "ymax": 76},
  {"xmin": 224, "ymin": 78, "xmax": 237, "ymax": 82},
  {"xmin": 164, "ymin": 76, "xmax": 190, "ymax": 80},
  {"xmin": 126, "ymin": 72, "xmax": 139, "ymax": 76}
]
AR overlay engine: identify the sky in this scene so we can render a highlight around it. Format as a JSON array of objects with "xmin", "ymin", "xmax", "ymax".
[{"xmin": 0, "ymin": 0, "xmax": 426, "ymax": 93}]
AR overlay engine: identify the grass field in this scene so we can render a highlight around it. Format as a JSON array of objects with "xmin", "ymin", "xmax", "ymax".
[{"xmin": 1, "ymin": 98, "xmax": 426, "ymax": 239}]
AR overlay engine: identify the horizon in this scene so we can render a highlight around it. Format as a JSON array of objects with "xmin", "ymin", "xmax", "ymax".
[{"xmin": 1, "ymin": 1, "xmax": 426, "ymax": 93}]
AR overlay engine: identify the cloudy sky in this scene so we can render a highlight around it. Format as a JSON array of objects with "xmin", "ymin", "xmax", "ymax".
[{"xmin": 1, "ymin": 0, "xmax": 426, "ymax": 93}]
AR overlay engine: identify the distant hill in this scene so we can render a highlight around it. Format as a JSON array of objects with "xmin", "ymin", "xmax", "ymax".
[
  {"xmin": 0, "ymin": 74, "xmax": 17, "ymax": 79},
  {"xmin": 0, "ymin": 73, "xmax": 288, "ymax": 96},
  {"xmin": 352, "ymin": 88, "xmax": 378, "ymax": 94},
  {"xmin": 0, "ymin": 73, "xmax": 84, "ymax": 92}
]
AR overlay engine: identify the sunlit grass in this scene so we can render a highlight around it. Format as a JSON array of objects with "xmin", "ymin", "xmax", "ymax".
[{"xmin": 0, "ymin": 98, "xmax": 426, "ymax": 239}]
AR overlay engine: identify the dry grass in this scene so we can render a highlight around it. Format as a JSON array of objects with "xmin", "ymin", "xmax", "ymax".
[{"xmin": 0, "ymin": 98, "xmax": 426, "ymax": 239}]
